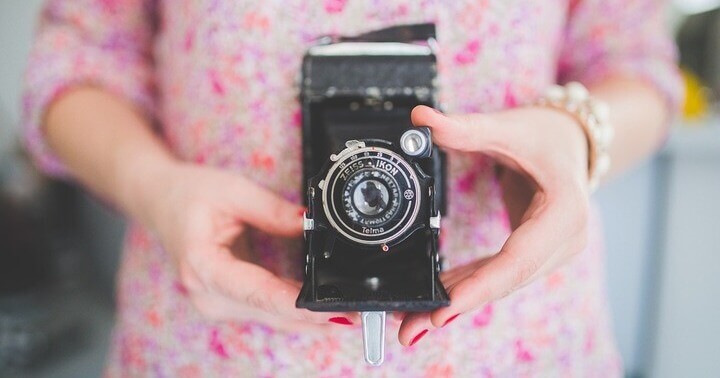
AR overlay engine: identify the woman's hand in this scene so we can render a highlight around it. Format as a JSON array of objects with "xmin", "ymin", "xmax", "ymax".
[
  {"xmin": 397, "ymin": 105, "xmax": 591, "ymax": 345},
  {"xmin": 44, "ymin": 88, "xmax": 358, "ymax": 332},
  {"xmin": 137, "ymin": 163, "xmax": 360, "ymax": 332}
]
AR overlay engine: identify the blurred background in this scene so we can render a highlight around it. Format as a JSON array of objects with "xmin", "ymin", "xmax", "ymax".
[{"xmin": 1, "ymin": 1, "xmax": 719, "ymax": 377}]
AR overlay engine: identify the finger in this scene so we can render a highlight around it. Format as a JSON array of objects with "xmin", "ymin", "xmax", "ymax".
[
  {"xmin": 436, "ymin": 254, "xmax": 501, "ymax": 299},
  {"xmin": 411, "ymin": 105, "xmax": 476, "ymax": 151},
  {"xmin": 409, "ymin": 105, "xmax": 554, "ymax": 182},
  {"xmin": 392, "ymin": 311, "xmax": 407, "ymax": 322},
  {"xmin": 228, "ymin": 176, "xmax": 304, "ymax": 237},
  {"xmin": 270, "ymin": 318, "xmax": 345, "ymax": 334},
  {"xmin": 398, "ymin": 312, "xmax": 434, "ymax": 347},
  {"xmin": 279, "ymin": 277, "xmax": 304, "ymax": 290},
  {"xmin": 210, "ymin": 254, "xmax": 360, "ymax": 326},
  {"xmin": 273, "ymin": 278, "xmax": 362, "ymax": 327},
  {"xmin": 204, "ymin": 295, "xmax": 347, "ymax": 334},
  {"xmin": 410, "ymin": 105, "xmax": 522, "ymax": 158},
  {"xmin": 430, "ymin": 192, "xmax": 581, "ymax": 327},
  {"xmin": 439, "ymin": 258, "xmax": 494, "ymax": 289}
]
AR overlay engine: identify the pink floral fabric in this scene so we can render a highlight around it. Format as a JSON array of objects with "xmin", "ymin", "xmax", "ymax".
[{"xmin": 23, "ymin": 0, "xmax": 681, "ymax": 376}]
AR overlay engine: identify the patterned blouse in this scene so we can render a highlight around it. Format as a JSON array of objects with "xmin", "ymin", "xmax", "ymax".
[{"xmin": 23, "ymin": 0, "xmax": 681, "ymax": 376}]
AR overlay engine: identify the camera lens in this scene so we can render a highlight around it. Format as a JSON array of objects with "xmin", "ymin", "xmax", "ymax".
[
  {"xmin": 323, "ymin": 145, "xmax": 421, "ymax": 245},
  {"xmin": 353, "ymin": 179, "xmax": 390, "ymax": 216},
  {"xmin": 342, "ymin": 169, "xmax": 400, "ymax": 229}
]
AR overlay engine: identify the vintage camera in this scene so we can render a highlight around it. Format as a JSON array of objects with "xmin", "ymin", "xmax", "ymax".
[{"xmin": 295, "ymin": 24, "xmax": 449, "ymax": 365}]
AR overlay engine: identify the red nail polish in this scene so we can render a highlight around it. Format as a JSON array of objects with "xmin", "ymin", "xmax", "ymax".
[
  {"xmin": 409, "ymin": 329, "xmax": 428, "ymax": 346},
  {"xmin": 443, "ymin": 314, "xmax": 460, "ymax": 327},
  {"xmin": 329, "ymin": 317, "xmax": 353, "ymax": 325}
]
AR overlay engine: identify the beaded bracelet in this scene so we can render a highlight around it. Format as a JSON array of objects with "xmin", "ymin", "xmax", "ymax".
[{"xmin": 536, "ymin": 81, "xmax": 614, "ymax": 191}]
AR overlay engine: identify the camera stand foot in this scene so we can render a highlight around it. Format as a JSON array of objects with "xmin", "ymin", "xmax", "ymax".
[{"xmin": 361, "ymin": 311, "xmax": 386, "ymax": 366}]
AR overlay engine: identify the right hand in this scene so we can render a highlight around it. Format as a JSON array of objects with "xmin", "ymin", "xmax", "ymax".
[{"xmin": 136, "ymin": 162, "xmax": 359, "ymax": 332}]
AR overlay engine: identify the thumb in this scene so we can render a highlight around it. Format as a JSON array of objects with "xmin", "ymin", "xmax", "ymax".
[
  {"xmin": 410, "ymin": 105, "xmax": 508, "ymax": 154},
  {"xmin": 410, "ymin": 105, "xmax": 540, "ymax": 176},
  {"xmin": 230, "ymin": 176, "xmax": 303, "ymax": 237}
]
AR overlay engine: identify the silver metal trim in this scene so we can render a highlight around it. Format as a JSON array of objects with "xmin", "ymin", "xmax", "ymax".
[
  {"xmin": 429, "ymin": 213, "xmax": 441, "ymax": 229},
  {"xmin": 308, "ymin": 42, "xmax": 432, "ymax": 57},
  {"xmin": 303, "ymin": 212, "xmax": 315, "ymax": 231},
  {"xmin": 361, "ymin": 311, "xmax": 386, "ymax": 366},
  {"xmin": 330, "ymin": 140, "xmax": 365, "ymax": 162}
]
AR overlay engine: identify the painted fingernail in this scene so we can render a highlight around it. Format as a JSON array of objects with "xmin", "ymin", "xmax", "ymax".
[
  {"xmin": 443, "ymin": 314, "xmax": 460, "ymax": 327},
  {"xmin": 409, "ymin": 329, "xmax": 429, "ymax": 346},
  {"xmin": 329, "ymin": 317, "xmax": 353, "ymax": 325}
]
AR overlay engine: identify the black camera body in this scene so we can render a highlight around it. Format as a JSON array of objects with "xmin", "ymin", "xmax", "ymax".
[{"xmin": 296, "ymin": 27, "xmax": 449, "ymax": 314}]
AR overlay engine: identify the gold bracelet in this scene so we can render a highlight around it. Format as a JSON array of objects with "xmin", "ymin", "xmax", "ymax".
[{"xmin": 536, "ymin": 82, "xmax": 614, "ymax": 191}]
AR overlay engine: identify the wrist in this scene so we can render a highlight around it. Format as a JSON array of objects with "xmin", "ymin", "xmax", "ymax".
[
  {"xmin": 537, "ymin": 82, "xmax": 614, "ymax": 190},
  {"xmin": 532, "ymin": 105, "xmax": 590, "ymax": 177},
  {"xmin": 115, "ymin": 148, "xmax": 180, "ymax": 229},
  {"xmin": 493, "ymin": 105, "xmax": 589, "ymax": 181}
]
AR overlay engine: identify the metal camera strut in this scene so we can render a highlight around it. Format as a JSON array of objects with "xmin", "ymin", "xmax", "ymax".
[{"xmin": 361, "ymin": 311, "xmax": 386, "ymax": 365}]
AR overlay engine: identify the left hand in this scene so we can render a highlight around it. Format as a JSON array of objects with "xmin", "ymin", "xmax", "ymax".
[{"xmin": 397, "ymin": 105, "xmax": 592, "ymax": 346}]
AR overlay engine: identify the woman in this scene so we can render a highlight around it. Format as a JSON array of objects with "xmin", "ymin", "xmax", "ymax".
[{"xmin": 23, "ymin": 0, "xmax": 681, "ymax": 376}]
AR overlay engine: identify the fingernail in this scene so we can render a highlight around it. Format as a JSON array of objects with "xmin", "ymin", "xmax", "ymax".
[
  {"xmin": 392, "ymin": 312, "xmax": 405, "ymax": 322},
  {"xmin": 329, "ymin": 317, "xmax": 353, "ymax": 325},
  {"xmin": 443, "ymin": 314, "xmax": 460, "ymax": 327},
  {"xmin": 409, "ymin": 329, "xmax": 428, "ymax": 346},
  {"xmin": 432, "ymin": 107, "xmax": 444, "ymax": 115},
  {"xmin": 298, "ymin": 208, "xmax": 306, "ymax": 217}
]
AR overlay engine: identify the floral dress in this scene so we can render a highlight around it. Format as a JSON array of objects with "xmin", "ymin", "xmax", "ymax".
[{"xmin": 23, "ymin": 0, "xmax": 681, "ymax": 376}]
